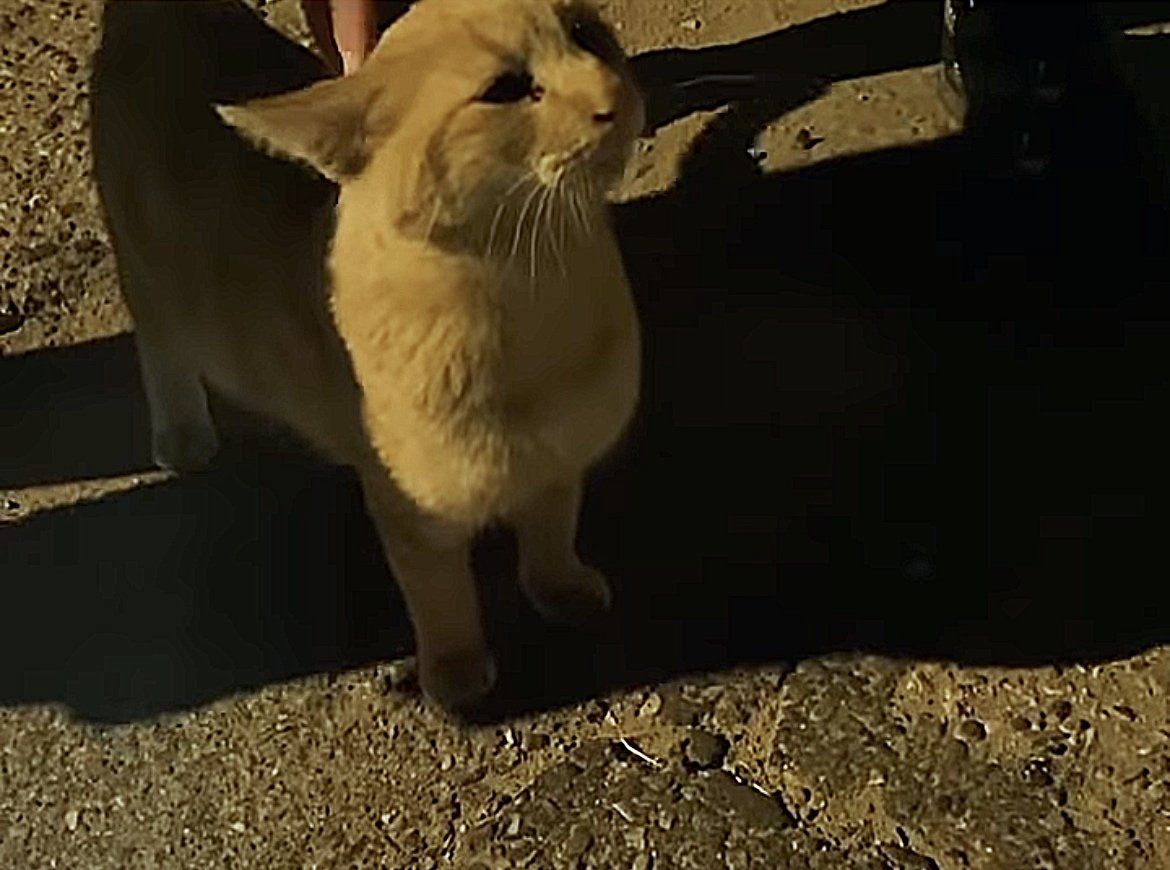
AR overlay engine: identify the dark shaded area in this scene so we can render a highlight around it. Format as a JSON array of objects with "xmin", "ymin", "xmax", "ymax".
[
  {"xmin": 633, "ymin": 0, "xmax": 942, "ymax": 132},
  {"xmin": 3, "ymin": 1, "xmax": 1170, "ymax": 723}
]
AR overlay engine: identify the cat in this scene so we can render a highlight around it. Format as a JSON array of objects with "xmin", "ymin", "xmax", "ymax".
[{"xmin": 90, "ymin": 0, "xmax": 645, "ymax": 711}]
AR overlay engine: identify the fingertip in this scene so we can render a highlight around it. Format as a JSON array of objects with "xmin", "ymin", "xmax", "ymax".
[{"xmin": 331, "ymin": 0, "xmax": 377, "ymax": 65}]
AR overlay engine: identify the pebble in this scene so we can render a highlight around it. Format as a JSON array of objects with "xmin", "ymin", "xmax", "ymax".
[
  {"xmin": 624, "ymin": 828, "xmax": 647, "ymax": 850},
  {"xmin": 704, "ymin": 771, "xmax": 796, "ymax": 830},
  {"xmin": 796, "ymin": 128, "xmax": 825, "ymax": 150},
  {"xmin": 0, "ymin": 309, "xmax": 25, "ymax": 335},
  {"xmin": 559, "ymin": 824, "xmax": 593, "ymax": 861},
  {"xmin": 521, "ymin": 731, "xmax": 551, "ymax": 752},
  {"xmin": 958, "ymin": 720, "xmax": 987, "ymax": 742},
  {"xmin": 64, "ymin": 810, "xmax": 79, "ymax": 832},
  {"xmin": 638, "ymin": 692, "xmax": 663, "ymax": 718},
  {"xmin": 659, "ymin": 691, "xmax": 701, "ymax": 726},
  {"xmin": 382, "ymin": 658, "xmax": 417, "ymax": 692},
  {"xmin": 684, "ymin": 730, "xmax": 729, "ymax": 770},
  {"xmin": 681, "ymin": 17, "xmax": 702, "ymax": 31}
]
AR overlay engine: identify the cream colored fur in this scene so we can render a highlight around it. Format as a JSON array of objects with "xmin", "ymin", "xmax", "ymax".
[{"xmin": 92, "ymin": 0, "xmax": 644, "ymax": 710}]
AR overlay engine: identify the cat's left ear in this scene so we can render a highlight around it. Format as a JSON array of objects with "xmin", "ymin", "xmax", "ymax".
[{"xmin": 216, "ymin": 76, "xmax": 373, "ymax": 182}]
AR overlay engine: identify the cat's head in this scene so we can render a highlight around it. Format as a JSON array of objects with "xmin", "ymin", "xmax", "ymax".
[{"xmin": 218, "ymin": 0, "xmax": 644, "ymax": 231}]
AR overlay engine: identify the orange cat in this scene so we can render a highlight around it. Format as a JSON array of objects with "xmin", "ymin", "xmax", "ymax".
[{"xmin": 91, "ymin": 0, "xmax": 644, "ymax": 710}]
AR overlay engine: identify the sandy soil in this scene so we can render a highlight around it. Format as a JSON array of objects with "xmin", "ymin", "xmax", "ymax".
[{"xmin": 3, "ymin": 1, "xmax": 1170, "ymax": 867}]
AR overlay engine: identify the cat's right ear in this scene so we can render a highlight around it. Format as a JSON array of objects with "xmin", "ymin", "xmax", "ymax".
[{"xmin": 216, "ymin": 77, "xmax": 372, "ymax": 182}]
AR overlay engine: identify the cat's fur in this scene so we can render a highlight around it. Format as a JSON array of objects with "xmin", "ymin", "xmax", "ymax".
[{"xmin": 90, "ymin": 0, "xmax": 644, "ymax": 710}]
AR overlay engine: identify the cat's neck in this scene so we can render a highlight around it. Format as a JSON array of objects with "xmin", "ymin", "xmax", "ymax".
[{"xmin": 333, "ymin": 179, "xmax": 614, "ymax": 297}]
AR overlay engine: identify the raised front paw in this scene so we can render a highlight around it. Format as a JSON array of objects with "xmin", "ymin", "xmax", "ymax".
[
  {"xmin": 521, "ymin": 563, "xmax": 613, "ymax": 625},
  {"xmin": 152, "ymin": 423, "xmax": 220, "ymax": 473},
  {"xmin": 419, "ymin": 647, "xmax": 497, "ymax": 713}
]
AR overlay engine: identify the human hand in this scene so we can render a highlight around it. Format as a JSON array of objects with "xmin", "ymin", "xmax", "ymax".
[{"xmin": 301, "ymin": 0, "xmax": 377, "ymax": 75}]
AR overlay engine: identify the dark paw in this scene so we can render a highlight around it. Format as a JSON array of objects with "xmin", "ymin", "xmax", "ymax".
[
  {"xmin": 152, "ymin": 423, "xmax": 219, "ymax": 473},
  {"xmin": 523, "ymin": 565, "xmax": 613, "ymax": 626},
  {"xmin": 419, "ymin": 648, "xmax": 497, "ymax": 712}
]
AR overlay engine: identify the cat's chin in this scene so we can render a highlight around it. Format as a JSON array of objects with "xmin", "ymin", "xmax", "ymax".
[
  {"xmin": 589, "ymin": 140, "xmax": 637, "ymax": 190},
  {"xmin": 590, "ymin": 161, "xmax": 628, "ymax": 195}
]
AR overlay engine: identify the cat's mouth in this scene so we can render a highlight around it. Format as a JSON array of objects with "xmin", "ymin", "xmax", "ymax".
[
  {"xmin": 534, "ymin": 145, "xmax": 593, "ymax": 187},
  {"xmin": 535, "ymin": 139, "xmax": 628, "ymax": 191}
]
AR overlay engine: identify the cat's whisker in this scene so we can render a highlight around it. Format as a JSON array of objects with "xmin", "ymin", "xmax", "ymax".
[
  {"xmin": 489, "ymin": 173, "xmax": 535, "ymax": 258},
  {"xmin": 485, "ymin": 200, "xmax": 507, "ymax": 258},
  {"xmin": 568, "ymin": 177, "xmax": 589, "ymax": 238},
  {"xmin": 559, "ymin": 174, "xmax": 577, "ymax": 239},
  {"xmin": 580, "ymin": 181, "xmax": 593, "ymax": 235},
  {"xmin": 529, "ymin": 183, "xmax": 553, "ymax": 293},
  {"xmin": 508, "ymin": 180, "xmax": 544, "ymax": 270},
  {"xmin": 486, "ymin": 173, "xmax": 532, "ymax": 259},
  {"xmin": 424, "ymin": 196, "xmax": 444, "ymax": 245},
  {"xmin": 549, "ymin": 185, "xmax": 564, "ymax": 275},
  {"xmin": 550, "ymin": 178, "xmax": 570, "ymax": 275}
]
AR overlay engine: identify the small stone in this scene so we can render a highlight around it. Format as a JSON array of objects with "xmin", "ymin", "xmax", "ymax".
[
  {"xmin": 0, "ymin": 309, "xmax": 24, "ymax": 336},
  {"xmin": 229, "ymin": 821, "xmax": 246, "ymax": 833},
  {"xmin": 796, "ymin": 127, "xmax": 825, "ymax": 150},
  {"xmin": 684, "ymin": 730, "xmax": 729, "ymax": 770},
  {"xmin": 558, "ymin": 824, "xmax": 593, "ymax": 861},
  {"xmin": 882, "ymin": 845, "xmax": 938, "ymax": 870},
  {"xmin": 382, "ymin": 658, "xmax": 417, "ymax": 692},
  {"xmin": 958, "ymin": 720, "xmax": 987, "ymax": 742},
  {"xmin": 1022, "ymin": 759, "xmax": 1055, "ymax": 787},
  {"xmin": 523, "ymin": 732, "xmax": 551, "ymax": 751},
  {"xmin": 659, "ymin": 690, "xmax": 701, "ymax": 726},
  {"xmin": 726, "ymin": 847, "xmax": 751, "ymax": 870},
  {"xmin": 623, "ymin": 827, "xmax": 646, "ymax": 851},
  {"xmin": 505, "ymin": 814, "xmax": 521, "ymax": 837},
  {"xmin": 64, "ymin": 810, "xmax": 79, "ymax": 832},
  {"xmin": 638, "ymin": 692, "xmax": 663, "ymax": 718},
  {"xmin": 681, "ymin": 17, "xmax": 702, "ymax": 30},
  {"xmin": 703, "ymin": 771, "xmax": 796, "ymax": 830}
]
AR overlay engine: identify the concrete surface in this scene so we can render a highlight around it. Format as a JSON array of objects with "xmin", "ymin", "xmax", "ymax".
[{"xmin": 3, "ymin": 1, "xmax": 1170, "ymax": 867}]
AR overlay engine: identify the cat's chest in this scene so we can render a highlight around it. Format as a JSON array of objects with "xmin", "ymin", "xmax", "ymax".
[{"xmin": 496, "ymin": 251, "xmax": 631, "ymax": 395}]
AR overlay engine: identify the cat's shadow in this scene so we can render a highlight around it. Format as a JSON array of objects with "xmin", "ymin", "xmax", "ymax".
[{"xmin": 5, "ymin": 1, "xmax": 1170, "ymax": 724}]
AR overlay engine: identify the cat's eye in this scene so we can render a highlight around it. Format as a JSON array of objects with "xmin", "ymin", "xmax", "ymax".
[{"xmin": 479, "ymin": 71, "xmax": 541, "ymax": 104}]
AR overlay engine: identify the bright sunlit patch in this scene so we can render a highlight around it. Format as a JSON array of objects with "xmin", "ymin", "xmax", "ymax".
[{"xmin": 1, "ymin": 471, "xmax": 173, "ymax": 525}]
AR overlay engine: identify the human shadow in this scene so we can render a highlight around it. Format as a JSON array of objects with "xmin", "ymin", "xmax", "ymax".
[{"xmin": 4, "ymin": 1, "xmax": 1170, "ymax": 724}]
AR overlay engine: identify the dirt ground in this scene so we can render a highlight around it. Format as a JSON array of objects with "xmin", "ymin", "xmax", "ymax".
[{"xmin": 3, "ymin": 0, "xmax": 1170, "ymax": 867}]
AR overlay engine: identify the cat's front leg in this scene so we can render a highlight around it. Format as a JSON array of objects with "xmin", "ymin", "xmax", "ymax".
[
  {"xmin": 358, "ymin": 468, "xmax": 496, "ymax": 712},
  {"xmin": 512, "ymin": 479, "xmax": 613, "ymax": 624},
  {"xmin": 131, "ymin": 320, "xmax": 219, "ymax": 473}
]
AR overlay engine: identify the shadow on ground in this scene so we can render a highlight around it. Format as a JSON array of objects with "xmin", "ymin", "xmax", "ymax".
[{"xmin": 3, "ymin": 1, "xmax": 1170, "ymax": 724}]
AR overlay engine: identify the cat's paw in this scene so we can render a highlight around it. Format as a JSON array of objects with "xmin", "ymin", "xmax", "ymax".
[
  {"xmin": 522, "ymin": 564, "xmax": 613, "ymax": 625},
  {"xmin": 152, "ymin": 423, "xmax": 220, "ymax": 473},
  {"xmin": 419, "ymin": 647, "xmax": 497, "ymax": 712}
]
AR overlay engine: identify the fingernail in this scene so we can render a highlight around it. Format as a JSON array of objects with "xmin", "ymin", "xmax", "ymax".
[{"xmin": 341, "ymin": 50, "xmax": 359, "ymax": 75}]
